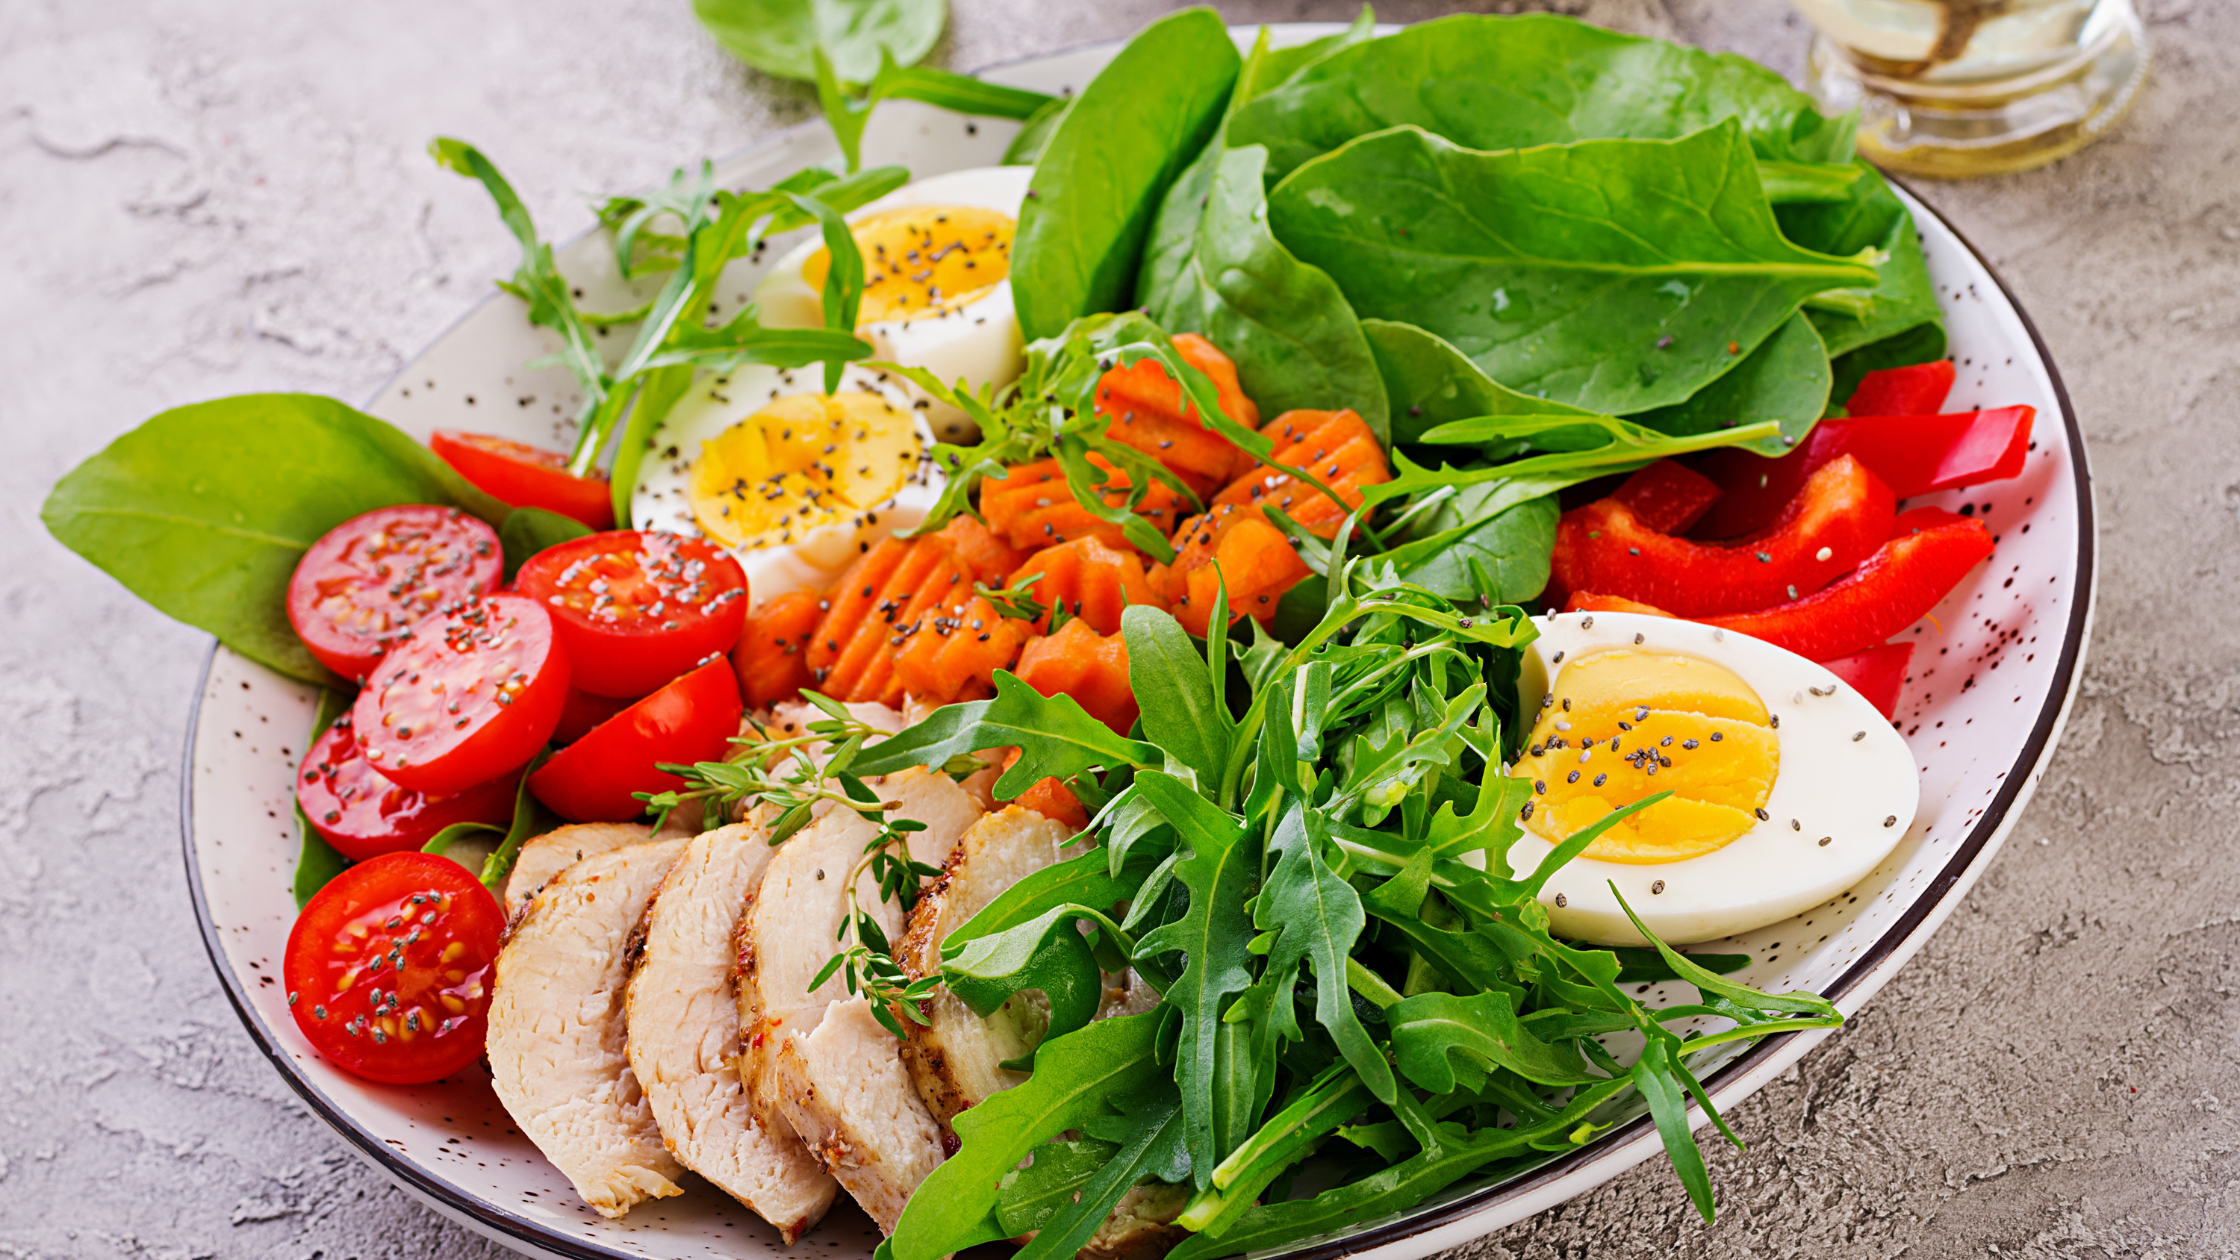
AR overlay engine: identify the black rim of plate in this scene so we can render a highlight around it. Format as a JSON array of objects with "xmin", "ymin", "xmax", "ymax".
[{"xmin": 178, "ymin": 60, "xmax": 2097, "ymax": 1260}]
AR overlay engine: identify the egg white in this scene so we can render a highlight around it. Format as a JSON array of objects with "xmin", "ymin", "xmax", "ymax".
[
  {"xmin": 1506, "ymin": 611, "xmax": 1920, "ymax": 947},
  {"xmin": 755, "ymin": 165, "xmax": 1032, "ymax": 442},
  {"xmin": 629, "ymin": 362, "xmax": 944, "ymax": 609}
]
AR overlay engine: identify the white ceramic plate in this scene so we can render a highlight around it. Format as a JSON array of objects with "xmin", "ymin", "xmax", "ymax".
[{"xmin": 181, "ymin": 24, "xmax": 2096, "ymax": 1260}]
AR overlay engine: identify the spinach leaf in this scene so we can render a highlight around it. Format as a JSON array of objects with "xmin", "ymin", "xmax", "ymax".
[
  {"xmin": 942, "ymin": 904, "xmax": 1108, "ymax": 1052},
  {"xmin": 1365, "ymin": 319, "xmax": 1602, "ymax": 447},
  {"xmin": 1829, "ymin": 319, "xmax": 1948, "ymax": 410},
  {"xmin": 421, "ymin": 750, "xmax": 558, "ymax": 891},
  {"xmin": 1142, "ymin": 144, "xmax": 1390, "ymax": 440},
  {"xmin": 693, "ymin": 0, "xmax": 945, "ymax": 85},
  {"xmin": 1265, "ymin": 121, "xmax": 1878, "ymax": 418},
  {"xmin": 1122, "ymin": 605, "xmax": 1232, "ymax": 794},
  {"xmin": 1779, "ymin": 162, "xmax": 1942, "ymax": 361},
  {"xmin": 1377, "ymin": 494, "xmax": 1557, "ymax": 605},
  {"xmin": 498, "ymin": 506, "xmax": 592, "ymax": 582},
  {"xmin": 291, "ymin": 686, "xmax": 354, "ymax": 908},
  {"xmin": 1229, "ymin": 12, "xmax": 1853, "ymax": 183},
  {"xmin": 1011, "ymin": 7, "xmax": 1239, "ymax": 339},
  {"xmin": 882, "ymin": 1012, "xmax": 1167, "ymax": 1260},
  {"xmin": 1003, "ymin": 96, "xmax": 1069, "ymax": 166},
  {"xmin": 41, "ymin": 394, "xmax": 508, "ymax": 686},
  {"xmin": 848, "ymin": 671, "xmax": 1159, "ymax": 791},
  {"xmin": 1628, "ymin": 311, "xmax": 1832, "ymax": 455}
]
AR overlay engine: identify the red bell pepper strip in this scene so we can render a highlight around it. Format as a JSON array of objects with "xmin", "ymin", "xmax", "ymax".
[
  {"xmin": 1698, "ymin": 516, "xmax": 1993, "ymax": 661},
  {"xmin": 1845, "ymin": 360, "xmax": 1955, "ymax": 417},
  {"xmin": 1611, "ymin": 459, "xmax": 1722, "ymax": 534},
  {"xmin": 1548, "ymin": 455, "xmax": 1895, "ymax": 617},
  {"xmin": 1695, "ymin": 405, "xmax": 2033, "ymax": 538},
  {"xmin": 1818, "ymin": 642, "xmax": 1915, "ymax": 720}
]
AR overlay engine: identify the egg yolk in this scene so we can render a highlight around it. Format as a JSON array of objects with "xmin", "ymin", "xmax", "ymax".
[
  {"xmin": 802, "ymin": 205, "xmax": 1014, "ymax": 325},
  {"xmin": 1512, "ymin": 649, "xmax": 1779, "ymax": 864},
  {"xmin": 687, "ymin": 391, "xmax": 923, "ymax": 551}
]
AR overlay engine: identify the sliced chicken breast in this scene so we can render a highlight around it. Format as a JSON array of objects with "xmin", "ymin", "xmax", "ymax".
[
  {"xmin": 895, "ymin": 806, "xmax": 1084, "ymax": 1132},
  {"xmin": 487, "ymin": 839, "xmax": 688, "ymax": 1219},
  {"xmin": 499, "ymin": 821, "xmax": 659, "ymax": 917},
  {"xmin": 626, "ymin": 823, "xmax": 837, "ymax": 1243},
  {"xmin": 771, "ymin": 995, "xmax": 949, "ymax": 1234}
]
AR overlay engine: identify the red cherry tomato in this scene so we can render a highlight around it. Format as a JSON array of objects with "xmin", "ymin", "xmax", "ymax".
[
  {"xmin": 354, "ymin": 594, "xmax": 569, "ymax": 794},
  {"xmin": 297, "ymin": 717, "xmax": 516, "ymax": 861},
  {"xmin": 430, "ymin": 430, "xmax": 615, "ymax": 530},
  {"xmin": 285, "ymin": 505, "xmax": 503, "ymax": 682},
  {"xmin": 513, "ymin": 531, "xmax": 749, "ymax": 698},
  {"xmin": 552, "ymin": 687, "xmax": 636, "ymax": 745},
  {"xmin": 283, "ymin": 852, "xmax": 506, "ymax": 1085},
  {"xmin": 529, "ymin": 660, "xmax": 743, "ymax": 822}
]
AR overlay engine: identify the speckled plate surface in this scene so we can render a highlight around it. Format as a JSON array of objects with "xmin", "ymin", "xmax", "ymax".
[{"xmin": 181, "ymin": 24, "xmax": 2096, "ymax": 1260}]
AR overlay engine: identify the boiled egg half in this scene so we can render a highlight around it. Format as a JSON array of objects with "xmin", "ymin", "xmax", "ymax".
[
  {"xmin": 1506, "ymin": 611, "xmax": 1918, "ymax": 946},
  {"xmin": 754, "ymin": 165, "xmax": 1030, "ymax": 442},
  {"xmin": 631, "ymin": 363, "xmax": 941, "ymax": 608}
]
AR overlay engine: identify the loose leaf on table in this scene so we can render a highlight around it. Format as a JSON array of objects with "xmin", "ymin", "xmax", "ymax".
[
  {"xmin": 498, "ymin": 506, "xmax": 593, "ymax": 581},
  {"xmin": 1386, "ymin": 989, "xmax": 1600, "ymax": 1092},
  {"xmin": 1142, "ymin": 143, "xmax": 1390, "ymax": 440},
  {"xmin": 291, "ymin": 687, "xmax": 355, "ymax": 908},
  {"xmin": 1122, "ymin": 605, "xmax": 1232, "ymax": 793},
  {"xmin": 1228, "ymin": 12, "xmax": 1854, "ymax": 183},
  {"xmin": 693, "ymin": 0, "xmax": 946, "ymax": 85},
  {"xmin": 1011, "ymin": 7, "xmax": 1239, "ymax": 339},
  {"xmin": 1627, "ymin": 310, "xmax": 1832, "ymax": 455},
  {"xmin": 849, "ymin": 670, "xmax": 1159, "ymax": 792},
  {"xmin": 883, "ymin": 1012, "xmax": 1167, "ymax": 1260},
  {"xmin": 1132, "ymin": 770, "xmax": 1261, "ymax": 1184},
  {"xmin": 1265, "ymin": 121, "xmax": 1879, "ymax": 418},
  {"xmin": 41, "ymin": 394, "xmax": 508, "ymax": 686},
  {"xmin": 1779, "ymin": 162, "xmax": 1943, "ymax": 362}
]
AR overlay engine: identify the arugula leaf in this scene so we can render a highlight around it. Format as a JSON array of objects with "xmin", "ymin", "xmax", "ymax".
[
  {"xmin": 291, "ymin": 687, "xmax": 354, "ymax": 908},
  {"xmin": 819, "ymin": 46, "xmax": 1057, "ymax": 172},
  {"xmin": 1255, "ymin": 806, "xmax": 1393, "ymax": 1103},
  {"xmin": 1633, "ymin": 1034, "xmax": 1715, "ymax": 1219},
  {"xmin": 1143, "ymin": 143, "xmax": 1391, "ymax": 440},
  {"xmin": 1012, "ymin": 1085, "xmax": 1189, "ymax": 1260},
  {"xmin": 1228, "ymin": 12, "xmax": 1854, "ymax": 181},
  {"xmin": 693, "ymin": 0, "xmax": 945, "ymax": 84},
  {"xmin": 1132, "ymin": 771, "xmax": 1260, "ymax": 1183},
  {"xmin": 1122, "ymin": 606, "xmax": 1233, "ymax": 794},
  {"xmin": 1011, "ymin": 7, "xmax": 1240, "ymax": 339},
  {"xmin": 849, "ymin": 671, "xmax": 1159, "ymax": 791},
  {"xmin": 1628, "ymin": 310, "xmax": 1832, "ymax": 455},
  {"xmin": 941, "ymin": 904, "xmax": 1111, "ymax": 1055},
  {"xmin": 41, "ymin": 394, "xmax": 507, "ymax": 686},
  {"xmin": 1265, "ymin": 121, "xmax": 1878, "ymax": 418},
  {"xmin": 943, "ymin": 843, "xmax": 1166, "ymax": 955},
  {"xmin": 883, "ymin": 1012, "xmax": 1167, "ymax": 1260},
  {"xmin": 498, "ymin": 506, "xmax": 591, "ymax": 581},
  {"xmin": 1178, "ymin": 1063, "xmax": 1373, "ymax": 1236},
  {"xmin": 995, "ymin": 1138, "xmax": 1115, "ymax": 1236},
  {"xmin": 1386, "ymin": 989, "xmax": 1600, "ymax": 1091}
]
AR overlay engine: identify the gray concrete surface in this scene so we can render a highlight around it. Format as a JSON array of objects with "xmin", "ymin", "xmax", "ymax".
[{"xmin": 2, "ymin": 0, "xmax": 2234, "ymax": 1256}]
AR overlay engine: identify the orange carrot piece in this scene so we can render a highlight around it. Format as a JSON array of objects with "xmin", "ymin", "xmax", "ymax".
[
  {"xmin": 1006, "ymin": 535, "xmax": 1166, "ymax": 636},
  {"xmin": 1157, "ymin": 506, "xmax": 1314, "ymax": 637},
  {"xmin": 1093, "ymin": 333, "xmax": 1262, "ymax": 497},
  {"xmin": 1012, "ymin": 776, "xmax": 1089, "ymax": 831},
  {"xmin": 1212, "ymin": 408, "xmax": 1391, "ymax": 538},
  {"xmin": 1015, "ymin": 618, "xmax": 1140, "ymax": 736},
  {"xmin": 867, "ymin": 545, "xmax": 978, "ymax": 707},
  {"xmin": 732, "ymin": 588, "xmax": 823, "ymax": 709},
  {"xmin": 979, "ymin": 456, "xmax": 1192, "ymax": 553},
  {"xmin": 805, "ymin": 538, "xmax": 910, "ymax": 693},
  {"xmin": 826, "ymin": 538, "xmax": 950, "ymax": 703},
  {"xmin": 931, "ymin": 514, "xmax": 1031, "ymax": 586}
]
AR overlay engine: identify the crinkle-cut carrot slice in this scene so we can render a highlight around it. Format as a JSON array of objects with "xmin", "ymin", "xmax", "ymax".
[
  {"xmin": 851, "ymin": 539, "xmax": 977, "ymax": 707},
  {"xmin": 1012, "ymin": 776, "xmax": 1088, "ymax": 831},
  {"xmin": 979, "ymin": 456, "xmax": 1192, "ymax": 553},
  {"xmin": 1155, "ymin": 505, "xmax": 1314, "ymax": 638},
  {"xmin": 1212, "ymin": 408, "xmax": 1390, "ymax": 538},
  {"xmin": 804, "ymin": 536, "xmax": 910, "ymax": 692},
  {"xmin": 893, "ymin": 592, "xmax": 1029, "ymax": 707},
  {"xmin": 1006, "ymin": 535, "xmax": 1167, "ymax": 636},
  {"xmin": 1015, "ymin": 617, "xmax": 1140, "ymax": 737},
  {"xmin": 1093, "ymin": 332, "xmax": 1262, "ymax": 497},
  {"xmin": 929, "ymin": 514, "xmax": 1030, "ymax": 586},
  {"xmin": 810, "ymin": 536, "xmax": 949, "ymax": 703},
  {"xmin": 732, "ymin": 588, "xmax": 823, "ymax": 710}
]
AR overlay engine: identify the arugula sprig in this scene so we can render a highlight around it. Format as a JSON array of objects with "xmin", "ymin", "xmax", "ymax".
[{"xmin": 816, "ymin": 46, "xmax": 1058, "ymax": 173}]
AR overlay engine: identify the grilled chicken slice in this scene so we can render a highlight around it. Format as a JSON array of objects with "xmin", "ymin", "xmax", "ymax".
[
  {"xmin": 626, "ymin": 823, "xmax": 837, "ymax": 1243},
  {"xmin": 499, "ymin": 822, "xmax": 660, "ymax": 918},
  {"xmin": 895, "ymin": 806, "xmax": 1086, "ymax": 1133},
  {"xmin": 487, "ymin": 839, "xmax": 688, "ymax": 1219},
  {"xmin": 771, "ymin": 996, "xmax": 948, "ymax": 1234}
]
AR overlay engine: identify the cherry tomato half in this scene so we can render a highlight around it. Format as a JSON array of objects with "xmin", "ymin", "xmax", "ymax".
[
  {"xmin": 513, "ymin": 531, "xmax": 749, "ymax": 698},
  {"xmin": 285, "ymin": 505, "xmax": 503, "ymax": 682},
  {"xmin": 283, "ymin": 851, "xmax": 506, "ymax": 1085},
  {"xmin": 552, "ymin": 687, "xmax": 636, "ymax": 746},
  {"xmin": 354, "ymin": 594, "xmax": 569, "ymax": 794},
  {"xmin": 430, "ymin": 430, "xmax": 615, "ymax": 530},
  {"xmin": 528, "ymin": 660, "xmax": 743, "ymax": 823},
  {"xmin": 297, "ymin": 717, "xmax": 516, "ymax": 861}
]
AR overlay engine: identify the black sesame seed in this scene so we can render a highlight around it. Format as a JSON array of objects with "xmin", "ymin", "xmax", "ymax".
[{"xmin": 1650, "ymin": 880, "xmax": 1665, "ymax": 895}]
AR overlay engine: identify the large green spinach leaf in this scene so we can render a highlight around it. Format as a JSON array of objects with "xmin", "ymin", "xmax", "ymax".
[
  {"xmin": 1779, "ymin": 162, "xmax": 1943, "ymax": 361},
  {"xmin": 1629, "ymin": 310, "xmax": 1832, "ymax": 453},
  {"xmin": 1229, "ymin": 12, "xmax": 1853, "ymax": 183},
  {"xmin": 693, "ymin": 0, "xmax": 945, "ymax": 84},
  {"xmin": 1364, "ymin": 318, "xmax": 1601, "ymax": 446},
  {"xmin": 1011, "ymin": 7, "xmax": 1239, "ymax": 339},
  {"xmin": 42, "ymin": 394, "xmax": 508, "ymax": 686},
  {"xmin": 1266, "ymin": 122, "xmax": 1877, "ymax": 417}
]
